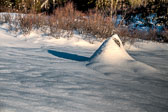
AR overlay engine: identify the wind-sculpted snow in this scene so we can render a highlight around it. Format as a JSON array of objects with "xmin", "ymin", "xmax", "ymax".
[
  {"xmin": 88, "ymin": 34, "xmax": 157, "ymax": 74},
  {"xmin": 0, "ymin": 24, "xmax": 168, "ymax": 112}
]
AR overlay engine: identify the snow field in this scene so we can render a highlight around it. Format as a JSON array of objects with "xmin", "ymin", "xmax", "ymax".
[{"xmin": 0, "ymin": 22, "xmax": 168, "ymax": 112}]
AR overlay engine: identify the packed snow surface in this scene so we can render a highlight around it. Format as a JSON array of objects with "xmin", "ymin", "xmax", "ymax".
[{"xmin": 0, "ymin": 22, "xmax": 168, "ymax": 112}]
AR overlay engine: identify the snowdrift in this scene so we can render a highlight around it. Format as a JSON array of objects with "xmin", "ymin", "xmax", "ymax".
[
  {"xmin": 89, "ymin": 34, "xmax": 134, "ymax": 64},
  {"xmin": 87, "ymin": 34, "xmax": 157, "ymax": 74}
]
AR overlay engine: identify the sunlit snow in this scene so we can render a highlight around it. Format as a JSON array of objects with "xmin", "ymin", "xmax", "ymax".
[{"xmin": 0, "ymin": 22, "xmax": 168, "ymax": 112}]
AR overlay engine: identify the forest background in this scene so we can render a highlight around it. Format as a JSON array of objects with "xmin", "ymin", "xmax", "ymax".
[{"xmin": 0, "ymin": 0, "xmax": 167, "ymax": 42}]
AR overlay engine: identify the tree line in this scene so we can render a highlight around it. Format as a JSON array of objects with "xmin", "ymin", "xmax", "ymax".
[
  {"xmin": 0, "ymin": 0, "xmax": 167, "ymax": 29},
  {"xmin": 0, "ymin": 0, "xmax": 167, "ymax": 13}
]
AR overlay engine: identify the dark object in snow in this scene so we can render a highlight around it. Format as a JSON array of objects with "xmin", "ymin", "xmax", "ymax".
[{"xmin": 113, "ymin": 38, "xmax": 120, "ymax": 47}]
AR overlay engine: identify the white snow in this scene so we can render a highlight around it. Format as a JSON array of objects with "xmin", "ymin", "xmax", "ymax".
[
  {"xmin": 0, "ymin": 16, "xmax": 168, "ymax": 112},
  {"xmin": 88, "ymin": 34, "xmax": 157, "ymax": 74},
  {"xmin": 90, "ymin": 34, "xmax": 134, "ymax": 64}
]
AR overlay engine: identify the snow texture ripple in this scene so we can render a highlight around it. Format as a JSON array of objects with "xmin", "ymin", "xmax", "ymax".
[{"xmin": 0, "ymin": 24, "xmax": 168, "ymax": 112}]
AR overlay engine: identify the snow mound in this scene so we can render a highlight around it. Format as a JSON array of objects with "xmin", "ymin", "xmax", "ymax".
[
  {"xmin": 88, "ymin": 34, "xmax": 157, "ymax": 74},
  {"xmin": 89, "ymin": 34, "xmax": 134, "ymax": 64}
]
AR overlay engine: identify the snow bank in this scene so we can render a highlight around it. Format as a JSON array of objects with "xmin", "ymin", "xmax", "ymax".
[
  {"xmin": 127, "ymin": 40, "xmax": 168, "ymax": 51},
  {"xmin": 88, "ymin": 34, "xmax": 157, "ymax": 74},
  {"xmin": 0, "ymin": 23, "xmax": 100, "ymax": 49}
]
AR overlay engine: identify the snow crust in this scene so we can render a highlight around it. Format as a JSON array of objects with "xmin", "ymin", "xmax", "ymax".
[{"xmin": 0, "ymin": 16, "xmax": 168, "ymax": 112}]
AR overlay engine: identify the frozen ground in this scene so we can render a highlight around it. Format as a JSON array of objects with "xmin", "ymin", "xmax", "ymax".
[{"xmin": 0, "ymin": 23, "xmax": 168, "ymax": 112}]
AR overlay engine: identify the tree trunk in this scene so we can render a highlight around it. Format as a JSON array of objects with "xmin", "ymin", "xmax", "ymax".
[{"xmin": 110, "ymin": 0, "xmax": 113, "ymax": 17}]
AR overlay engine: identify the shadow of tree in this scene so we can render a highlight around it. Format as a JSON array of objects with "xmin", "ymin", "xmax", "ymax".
[{"xmin": 48, "ymin": 50, "xmax": 89, "ymax": 61}]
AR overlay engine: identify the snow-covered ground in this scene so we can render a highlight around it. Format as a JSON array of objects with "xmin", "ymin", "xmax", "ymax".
[{"xmin": 0, "ymin": 22, "xmax": 168, "ymax": 112}]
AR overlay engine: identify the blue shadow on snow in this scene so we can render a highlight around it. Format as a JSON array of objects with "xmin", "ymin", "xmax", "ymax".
[{"xmin": 48, "ymin": 50, "xmax": 89, "ymax": 61}]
